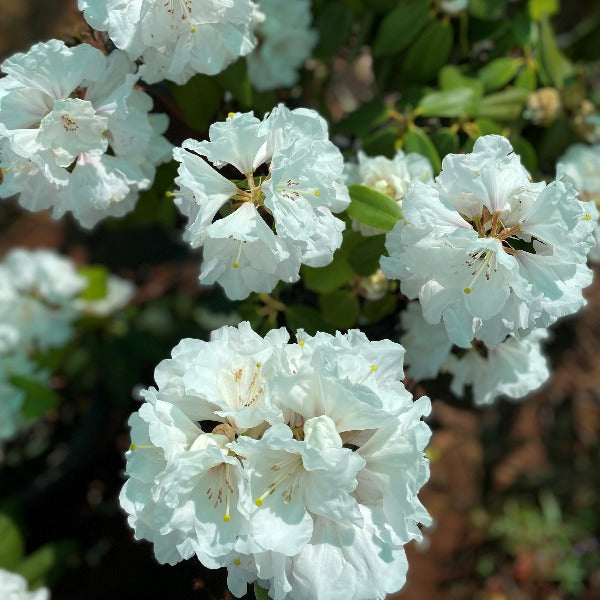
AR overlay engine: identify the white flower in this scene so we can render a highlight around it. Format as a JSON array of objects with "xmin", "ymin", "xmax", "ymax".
[
  {"xmin": 401, "ymin": 301, "xmax": 551, "ymax": 406},
  {"xmin": 438, "ymin": 0, "xmax": 468, "ymax": 14},
  {"xmin": 172, "ymin": 106, "xmax": 349, "ymax": 299},
  {"xmin": 74, "ymin": 275, "xmax": 135, "ymax": 316},
  {"xmin": 0, "ymin": 569, "xmax": 49, "ymax": 600},
  {"xmin": 346, "ymin": 149, "xmax": 433, "ymax": 236},
  {"xmin": 557, "ymin": 143, "xmax": 600, "ymax": 261},
  {"xmin": 120, "ymin": 322, "xmax": 431, "ymax": 598},
  {"xmin": 382, "ymin": 135, "xmax": 597, "ymax": 348},
  {"xmin": 78, "ymin": 0, "xmax": 257, "ymax": 84},
  {"xmin": 247, "ymin": 0, "xmax": 317, "ymax": 91},
  {"xmin": 0, "ymin": 40, "xmax": 171, "ymax": 228}
]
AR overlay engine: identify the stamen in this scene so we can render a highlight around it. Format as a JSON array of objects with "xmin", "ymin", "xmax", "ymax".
[
  {"xmin": 358, "ymin": 364, "xmax": 378, "ymax": 383},
  {"xmin": 464, "ymin": 250, "xmax": 494, "ymax": 294},
  {"xmin": 255, "ymin": 459, "xmax": 303, "ymax": 506},
  {"xmin": 232, "ymin": 240, "xmax": 244, "ymax": 269},
  {"xmin": 233, "ymin": 558, "xmax": 241, "ymax": 566}
]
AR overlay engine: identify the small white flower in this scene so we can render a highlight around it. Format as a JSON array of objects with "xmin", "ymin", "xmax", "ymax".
[
  {"xmin": 0, "ymin": 40, "xmax": 171, "ymax": 227},
  {"xmin": 382, "ymin": 135, "xmax": 598, "ymax": 347},
  {"xmin": 0, "ymin": 568, "xmax": 49, "ymax": 600},
  {"xmin": 247, "ymin": 0, "xmax": 317, "ymax": 91},
  {"xmin": 75, "ymin": 275, "xmax": 135, "ymax": 316},
  {"xmin": 78, "ymin": 0, "xmax": 257, "ymax": 84},
  {"xmin": 172, "ymin": 106, "xmax": 349, "ymax": 299}
]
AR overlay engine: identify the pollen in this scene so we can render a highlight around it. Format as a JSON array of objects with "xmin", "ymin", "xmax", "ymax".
[
  {"xmin": 228, "ymin": 112, "xmax": 235, "ymax": 119},
  {"xmin": 370, "ymin": 364, "xmax": 377, "ymax": 372},
  {"xmin": 223, "ymin": 514, "xmax": 231, "ymax": 522},
  {"xmin": 233, "ymin": 558, "xmax": 241, "ymax": 566},
  {"xmin": 232, "ymin": 262, "xmax": 239, "ymax": 269},
  {"xmin": 129, "ymin": 443, "xmax": 138, "ymax": 451},
  {"xmin": 255, "ymin": 498, "xmax": 263, "ymax": 507},
  {"xmin": 464, "ymin": 287, "xmax": 472, "ymax": 294},
  {"xmin": 298, "ymin": 339, "xmax": 305, "ymax": 348},
  {"xmin": 584, "ymin": 214, "xmax": 592, "ymax": 221},
  {"xmin": 314, "ymin": 190, "xmax": 321, "ymax": 196},
  {"xmin": 190, "ymin": 27, "xmax": 196, "ymax": 33}
]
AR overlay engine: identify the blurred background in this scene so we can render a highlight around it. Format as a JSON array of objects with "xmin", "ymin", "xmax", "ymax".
[{"xmin": 0, "ymin": 1, "xmax": 599, "ymax": 599}]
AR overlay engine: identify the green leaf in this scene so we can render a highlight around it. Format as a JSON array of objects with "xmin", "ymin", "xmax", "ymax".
[
  {"xmin": 430, "ymin": 128, "xmax": 460, "ymax": 158},
  {"xmin": 373, "ymin": 0, "xmax": 430, "ymax": 57},
  {"xmin": 538, "ymin": 16, "xmax": 574, "ymax": 87},
  {"xmin": 511, "ymin": 136, "xmax": 538, "ymax": 174},
  {"xmin": 314, "ymin": 1, "xmax": 354, "ymax": 58},
  {"xmin": 216, "ymin": 59, "xmax": 252, "ymax": 108},
  {"xmin": 478, "ymin": 57, "xmax": 522, "ymax": 91},
  {"xmin": 361, "ymin": 126, "xmax": 398, "ymax": 158},
  {"xmin": 78, "ymin": 266, "xmax": 108, "ymax": 301},
  {"xmin": 477, "ymin": 88, "xmax": 529, "ymax": 121},
  {"xmin": 363, "ymin": 294, "xmax": 397, "ymax": 323},
  {"xmin": 347, "ymin": 185, "xmax": 402, "ymax": 231},
  {"xmin": 335, "ymin": 100, "xmax": 389, "ymax": 137},
  {"xmin": 254, "ymin": 582, "xmax": 270, "ymax": 600},
  {"xmin": 528, "ymin": 0, "xmax": 559, "ymax": 21},
  {"xmin": 403, "ymin": 127, "xmax": 442, "ymax": 174},
  {"xmin": 514, "ymin": 65, "xmax": 537, "ymax": 90},
  {"xmin": 319, "ymin": 290, "xmax": 360, "ymax": 330},
  {"xmin": 469, "ymin": 0, "xmax": 508, "ymax": 20},
  {"xmin": 401, "ymin": 19, "xmax": 453, "ymax": 83},
  {"xmin": 439, "ymin": 66, "xmax": 484, "ymax": 94},
  {"xmin": 170, "ymin": 74, "xmax": 221, "ymax": 132},
  {"xmin": 466, "ymin": 117, "xmax": 504, "ymax": 138},
  {"xmin": 302, "ymin": 254, "xmax": 355, "ymax": 294},
  {"xmin": 16, "ymin": 541, "xmax": 77, "ymax": 589},
  {"xmin": 9, "ymin": 376, "xmax": 61, "ymax": 420},
  {"xmin": 348, "ymin": 235, "xmax": 387, "ymax": 276},
  {"xmin": 417, "ymin": 88, "xmax": 480, "ymax": 118},
  {"xmin": 285, "ymin": 305, "xmax": 333, "ymax": 336},
  {"xmin": 0, "ymin": 514, "xmax": 25, "ymax": 570}
]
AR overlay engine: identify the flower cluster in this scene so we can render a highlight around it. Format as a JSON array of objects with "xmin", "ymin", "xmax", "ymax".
[
  {"xmin": 247, "ymin": 0, "xmax": 317, "ymax": 91},
  {"xmin": 400, "ymin": 302, "xmax": 550, "ymax": 406},
  {"xmin": 120, "ymin": 322, "xmax": 431, "ymax": 599},
  {"xmin": 0, "ymin": 569, "xmax": 49, "ymax": 600},
  {"xmin": 171, "ymin": 105, "xmax": 350, "ymax": 299},
  {"xmin": 557, "ymin": 143, "xmax": 600, "ymax": 261},
  {"xmin": 0, "ymin": 248, "xmax": 135, "ymax": 443},
  {"xmin": 78, "ymin": 0, "xmax": 257, "ymax": 85},
  {"xmin": 0, "ymin": 248, "xmax": 84, "ymax": 443},
  {"xmin": 381, "ymin": 135, "xmax": 598, "ymax": 349},
  {"xmin": 345, "ymin": 149, "xmax": 433, "ymax": 236},
  {"xmin": 0, "ymin": 40, "xmax": 171, "ymax": 228}
]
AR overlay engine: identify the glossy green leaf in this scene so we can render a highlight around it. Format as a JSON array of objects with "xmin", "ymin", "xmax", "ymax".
[
  {"xmin": 9, "ymin": 376, "xmax": 61, "ymax": 420},
  {"xmin": 538, "ymin": 16, "xmax": 574, "ymax": 87},
  {"xmin": 514, "ymin": 65, "xmax": 537, "ymax": 90},
  {"xmin": 16, "ymin": 541, "xmax": 77, "ymax": 589},
  {"xmin": 403, "ymin": 128, "xmax": 442, "ymax": 174},
  {"xmin": 170, "ymin": 74, "xmax": 221, "ymax": 132},
  {"xmin": 0, "ymin": 514, "xmax": 25, "ymax": 570},
  {"xmin": 302, "ymin": 254, "xmax": 355, "ymax": 294},
  {"xmin": 417, "ymin": 87, "xmax": 480, "ymax": 117},
  {"xmin": 402, "ymin": 19, "xmax": 453, "ymax": 83},
  {"xmin": 477, "ymin": 88, "xmax": 529, "ymax": 121},
  {"xmin": 347, "ymin": 185, "xmax": 402, "ymax": 231},
  {"xmin": 478, "ymin": 57, "xmax": 522, "ymax": 91},
  {"xmin": 348, "ymin": 235, "xmax": 386, "ymax": 276},
  {"xmin": 79, "ymin": 266, "xmax": 108, "ymax": 301},
  {"xmin": 512, "ymin": 136, "xmax": 538, "ymax": 174},
  {"xmin": 336, "ymin": 100, "xmax": 390, "ymax": 137},
  {"xmin": 314, "ymin": 1, "xmax": 354, "ymax": 58},
  {"xmin": 439, "ymin": 65, "xmax": 484, "ymax": 94},
  {"xmin": 469, "ymin": 0, "xmax": 508, "ymax": 20},
  {"xmin": 373, "ymin": 0, "xmax": 430, "ymax": 57},
  {"xmin": 430, "ymin": 128, "xmax": 460, "ymax": 158},
  {"xmin": 319, "ymin": 290, "xmax": 360, "ymax": 330}
]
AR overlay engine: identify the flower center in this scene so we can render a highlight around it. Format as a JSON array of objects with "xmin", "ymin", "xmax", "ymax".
[{"xmin": 255, "ymin": 455, "xmax": 304, "ymax": 506}]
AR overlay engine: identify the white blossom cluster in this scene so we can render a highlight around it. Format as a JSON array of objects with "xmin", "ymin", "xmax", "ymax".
[
  {"xmin": 382, "ymin": 135, "xmax": 598, "ymax": 350},
  {"xmin": 247, "ymin": 0, "xmax": 317, "ymax": 91},
  {"xmin": 400, "ymin": 302, "xmax": 550, "ymax": 406},
  {"xmin": 0, "ymin": 569, "xmax": 49, "ymax": 600},
  {"xmin": 78, "ymin": 0, "xmax": 257, "ymax": 85},
  {"xmin": 171, "ymin": 105, "xmax": 350, "ymax": 299},
  {"xmin": 557, "ymin": 143, "xmax": 600, "ymax": 261},
  {"xmin": 0, "ymin": 40, "xmax": 172, "ymax": 228},
  {"xmin": 120, "ymin": 321, "xmax": 431, "ymax": 599},
  {"xmin": 0, "ymin": 248, "xmax": 135, "ymax": 443},
  {"xmin": 345, "ymin": 149, "xmax": 433, "ymax": 236}
]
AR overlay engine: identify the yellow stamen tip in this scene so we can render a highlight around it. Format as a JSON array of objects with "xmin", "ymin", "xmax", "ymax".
[
  {"xmin": 190, "ymin": 27, "xmax": 196, "ymax": 33},
  {"xmin": 464, "ymin": 287, "xmax": 472, "ymax": 294},
  {"xmin": 256, "ymin": 362, "xmax": 262, "ymax": 368},
  {"xmin": 129, "ymin": 443, "xmax": 137, "ymax": 451},
  {"xmin": 223, "ymin": 514, "xmax": 231, "ymax": 523},
  {"xmin": 232, "ymin": 262, "xmax": 239, "ymax": 269},
  {"xmin": 370, "ymin": 364, "xmax": 377, "ymax": 371},
  {"xmin": 233, "ymin": 558, "xmax": 241, "ymax": 566},
  {"xmin": 314, "ymin": 190, "xmax": 321, "ymax": 196},
  {"xmin": 298, "ymin": 339, "xmax": 305, "ymax": 347},
  {"xmin": 255, "ymin": 498, "xmax": 263, "ymax": 507},
  {"xmin": 165, "ymin": 191, "xmax": 174, "ymax": 197},
  {"xmin": 228, "ymin": 112, "xmax": 235, "ymax": 119},
  {"xmin": 584, "ymin": 214, "xmax": 591, "ymax": 221},
  {"xmin": 403, "ymin": 220, "xmax": 409, "ymax": 226}
]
